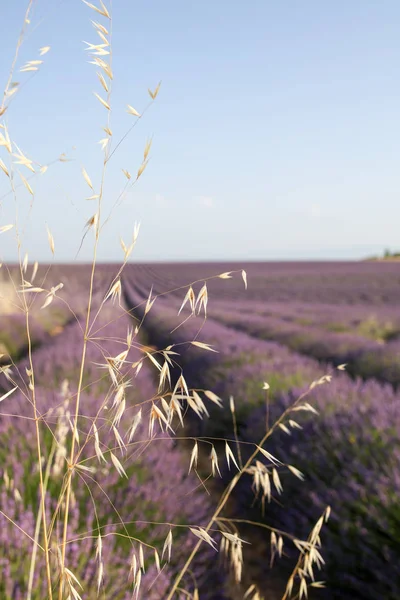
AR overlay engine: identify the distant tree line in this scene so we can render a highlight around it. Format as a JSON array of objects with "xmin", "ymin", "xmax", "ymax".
[{"xmin": 383, "ymin": 248, "xmax": 400, "ymax": 258}]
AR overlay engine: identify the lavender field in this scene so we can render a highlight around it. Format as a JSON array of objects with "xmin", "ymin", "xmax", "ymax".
[
  {"xmin": 0, "ymin": 265, "xmax": 228, "ymax": 599},
  {"xmin": 3, "ymin": 0, "xmax": 400, "ymax": 597},
  {"xmin": 123, "ymin": 260, "xmax": 400, "ymax": 598},
  {"xmin": 0, "ymin": 263, "xmax": 400, "ymax": 599},
  {"xmin": 2, "ymin": 260, "xmax": 400, "ymax": 599}
]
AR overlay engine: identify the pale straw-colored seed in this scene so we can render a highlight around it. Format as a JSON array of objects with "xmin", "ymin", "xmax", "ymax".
[
  {"xmin": 278, "ymin": 422, "xmax": 291, "ymax": 435},
  {"xmin": 148, "ymin": 81, "xmax": 161, "ymax": 99},
  {"xmin": 110, "ymin": 452, "xmax": 128, "ymax": 478},
  {"xmin": 136, "ymin": 160, "xmax": 148, "ymax": 179},
  {"xmin": 46, "ymin": 225, "xmax": 55, "ymax": 255},
  {"xmin": 138, "ymin": 544, "xmax": 145, "ymax": 571},
  {"xmin": 104, "ymin": 279, "xmax": 121, "ymax": 304},
  {"xmin": 98, "ymin": 137, "xmax": 108, "ymax": 150},
  {"xmin": 277, "ymin": 535, "xmax": 283, "ymax": 557},
  {"xmin": 0, "ymin": 386, "xmax": 18, "ymax": 403},
  {"xmin": 299, "ymin": 576, "xmax": 308, "ymax": 599},
  {"xmin": 19, "ymin": 172, "xmax": 33, "ymax": 195},
  {"xmin": 225, "ymin": 442, "xmax": 240, "ymax": 471},
  {"xmin": 195, "ymin": 283, "xmax": 208, "ymax": 315},
  {"xmin": 0, "ymin": 158, "xmax": 9, "ymax": 177},
  {"xmin": 189, "ymin": 527, "xmax": 218, "ymax": 550},
  {"xmin": 288, "ymin": 464, "xmax": 305, "ymax": 480},
  {"xmin": 190, "ymin": 340, "xmax": 218, "ymax": 352},
  {"xmin": 210, "ymin": 445, "xmax": 221, "ymax": 477},
  {"xmin": 143, "ymin": 137, "xmax": 152, "ymax": 161},
  {"xmin": 130, "ymin": 552, "xmax": 138, "ymax": 580},
  {"xmin": 154, "ymin": 548, "xmax": 161, "ymax": 572},
  {"xmin": 112, "ymin": 424, "xmax": 126, "ymax": 452},
  {"xmin": 97, "ymin": 560, "xmax": 104, "ymax": 594},
  {"xmin": 127, "ymin": 408, "xmax": 142, "ymax": 443},
  {"xmin": 257, "ymin": 446, "xmax": 282, "ymax": 466},
  {"xmin": 178, "ymin": 286, "xmax": 196, "ymax": 315},
  {"xmin": 133, "ymin": 568, "xmax": 141, "ymax": 597},
  {"xmin": 0, "ymin": 127, "xmax": 12, "ymax": 153},
  {"xmin": 162, "ymin": 530, "xmax": 173, "ymax": 562},
  {"xmin": 22, "ymin": 253, "xmax": 28, "ymax": 272},
  {"xmin": 127, "ymin": 105, "xmax": 140, "ymax": 117},
  {"xmin": 188, "ymin": 441, "xmax": 198, "ymax": 474},
  {"xmin": 93, "ymin": 92, "xmax": 110, "ymax": 110},
  {"xmin": 82, "ymin": 167, "xmax": 93, "ymax": 189},
  {"xmin": 91, "ymin": 20, "xmax": 109, "ymax": 35},
  {"xmin": 82, "ymin": 0, "xmax": 110, "ymax": 19},
  {"xmin": 204, "ymin": 389, "xmax": 222, "ymax": 407},
  {"xmin": 0, "ymin": 224, "xmax": 14, "ymax": 234},
  {"xmin": 96, "ymin": 30, "xmax": 109, "ymax": 45},
  {"xmin": 12, "ymin": 144, "xmax": 35, "ymax": 172}
]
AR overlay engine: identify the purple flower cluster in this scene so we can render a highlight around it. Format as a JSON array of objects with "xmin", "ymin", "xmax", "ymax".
[
  {"xmin": 125, "ymin": 260, "xmax": 400, "ymax": 306},
  {"xmin": 210, "ymin": 309, "xmax": 400, "ymax": 387},
  {"xmin": 123, "ymin": 273, "xmax": 400, "ymax": 598},
  {"xmin": 235, "ymin": 377, "xmax": 400, "ymax": 599},
  {"xmin": 0, "ymin": 312, "xmax": 50, "ymax": 362},
  {"xmin": 123, "ymin": 278, "xmax": 326, "ymax": 438},
  {"xmin": 0, "ymin": 392, "xmax": 222, "ymax": 598},
  {"xmin": 4, "ymin": 259, "xmax": 400, "ymax": 598},
  {"xmin": 0, "ymin": 264, "xmax": 112, "ymax": 368},
  {"xmin": 211, "ymin": 298, "xmax": 400, "ymax": 340},
  {"xmin": 0, "ymin": 296, "xmax": 228, "ymax": 598}
]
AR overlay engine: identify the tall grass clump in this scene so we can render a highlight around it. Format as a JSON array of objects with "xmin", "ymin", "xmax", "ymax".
[{"xmin": 0, "ymin": 2, "xmax": 332, "ymax": 598}]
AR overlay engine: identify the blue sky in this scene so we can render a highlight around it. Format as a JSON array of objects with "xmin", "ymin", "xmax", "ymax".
[{"xmin": 1, "ymin": 0, "xmax": 400, "ymax": 262}]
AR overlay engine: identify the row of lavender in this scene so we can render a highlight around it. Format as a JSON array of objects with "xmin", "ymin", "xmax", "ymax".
[
  {"xmin": 0, "ymin": 265, "xmax": 111, "ymax": 365},
  {"xmin": 208, "ymin": 308, "xmax": 400, "ymax": 387},
  {"xmin": 129, "ymin": 261, "xmax": 400, "ymax": 305},
  {"xmin": 211, "ymin": 298, "xmax": 400, "ymax": 342},
  {"xmin": 129, "ymin": 263, "xmax": 400, "ymax": 387},
  {"xmin": 122, "ymin": 274, "xmax": 400, "ymax": 599},
  {"xmin": 0, "ymin": 283, "xmax": 228, "ymax": 598}
]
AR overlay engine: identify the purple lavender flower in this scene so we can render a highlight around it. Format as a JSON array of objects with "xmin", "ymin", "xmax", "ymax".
[
  {"xmin": 236, "ymin": 377, "xmax": 400, "ymax": 599},
  {"xmin": 0, "ymin": 297, "xmax": 228, "ymax": 598}
]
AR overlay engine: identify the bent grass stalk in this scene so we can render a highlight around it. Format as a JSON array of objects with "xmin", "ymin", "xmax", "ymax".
[
  {"xmin": 57, "ymin": 156, "xmax": 107, "ymax": 600},
  {"xmin": 57, "ymin": 14, "xmax": 113, "ymax": 596},
  {"xmin": 18, "ymin": 214, "xmax": 53, "ymax": 600},
  {"xmin": 166, "ymin": 386, "xmax": 324, "ymax": 599},
  {"xmin": 4, "ymin": 9, "xmax": 55, "ymax": 586}
]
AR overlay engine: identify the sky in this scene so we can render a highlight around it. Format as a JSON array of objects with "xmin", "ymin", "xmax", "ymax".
[{"xmin": 1, "ymin": 0, "xmax": 400, "ymax": 262}]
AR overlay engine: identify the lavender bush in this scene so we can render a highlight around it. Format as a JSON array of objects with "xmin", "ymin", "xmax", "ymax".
[
  {"xmin": 210, "ymin": 309, "xmax": 400, "ymax": 387},
  {"xmin": 127, "ymin": 261, "xmax": 400, "ymax": 306},
  {"xmin": 122, "ymin": 279, "xmax": 325, "ymax": 437},
  {"xmin": 124, "ymin": 274, "xmax": 400, "ymax": 598},
  {"xmin": 0, "ymin": 301, "xmax": 229, "ymax": 598},
  {"xmin": 234, "ymin": 377, "xmax": 400, "ymax": 599}
]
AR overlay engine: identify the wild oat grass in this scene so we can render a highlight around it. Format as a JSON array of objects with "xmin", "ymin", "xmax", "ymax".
[{"xmin": 0, "ymin": 2, "xmax": 331, "ymax": 599}]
